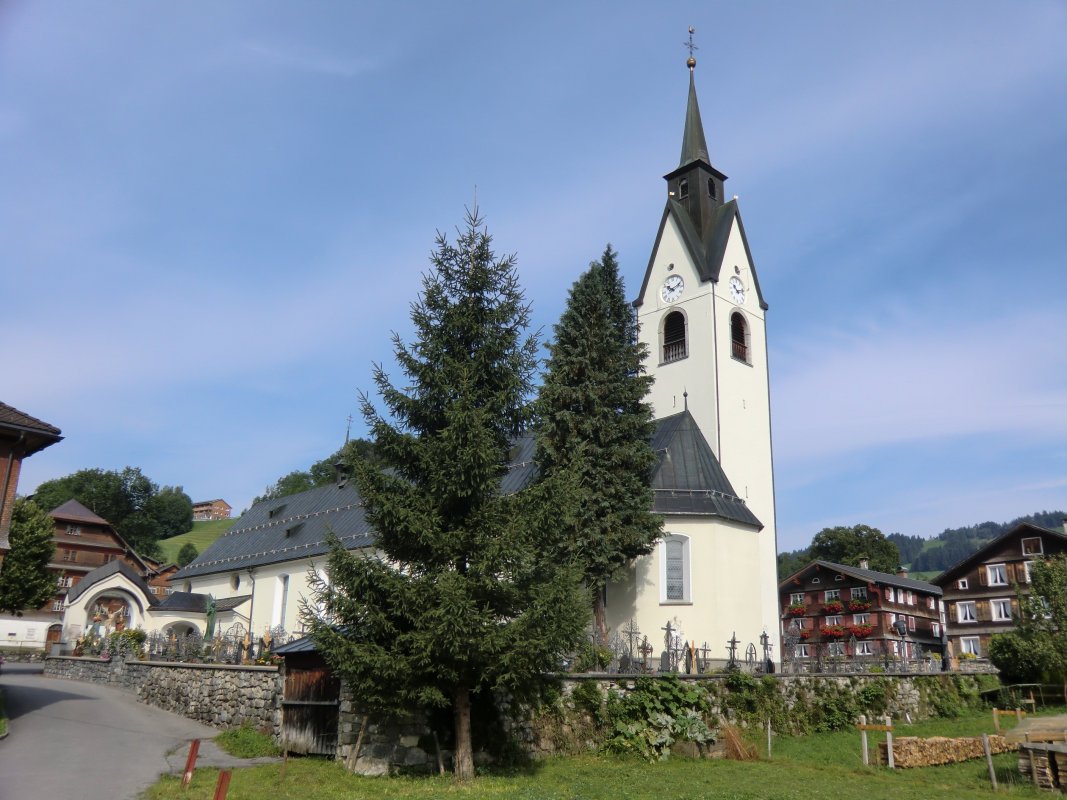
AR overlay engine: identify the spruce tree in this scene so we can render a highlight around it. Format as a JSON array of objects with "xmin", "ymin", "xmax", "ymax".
[
  {"xmin": 536, "ymin": 245, "xmax": 662, "ymax": 644},
  {"xmin": 0, "ymin": 499, "xmax": 57, "ymax": 615},
  {"xmin": 305, "ymin": 210, "xmax": 587, "ymax": 780}
]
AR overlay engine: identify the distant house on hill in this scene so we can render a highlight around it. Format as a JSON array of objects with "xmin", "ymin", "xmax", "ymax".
[
  {"xmin": 933, "ymin": 520, "xmax": 1067, "ymax": 663},
  {"xmin": 779, "ymin": 559, "xmax": 945, "ymax": 668},
  {"xmin": 192, "ymin": 499, "xmax": 232, "ymax": 521}
]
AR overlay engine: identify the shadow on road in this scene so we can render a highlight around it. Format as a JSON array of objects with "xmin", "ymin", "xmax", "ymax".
[{"xmin": 1, "ymin": 667, "xmax": 89, "ymax": 721}]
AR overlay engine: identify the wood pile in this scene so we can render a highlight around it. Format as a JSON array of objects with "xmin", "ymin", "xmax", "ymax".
[
  {"xmin": 878, "ymin": 735, "xmax": 1011, "ymax": 768},
  {"xmin": 1018, "ymin": 743, "xmax": 1067, "ymax": 791}
]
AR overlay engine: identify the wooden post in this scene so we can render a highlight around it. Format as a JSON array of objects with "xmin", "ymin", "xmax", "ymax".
[
  {"xmin": 982, "ymin": 734, "xmax": 998, "ymax": 791},
  {"xmin": 859, "ymin": 714, "xmax": 869, "ymax": 766},
  {"xmin": 181, "ymin": 739, "xmax": 200, "ymax": 789},
  {"xmin": 884, "ymin": 715, "xmax": 894, "ymax": 769},
  {"xmin": 1016, "ymin": 707, "xmax": 1023, "ymax": 723},
  {"xmin": 766, "ymin": 718, "xmax": 772, "ymax": 759},
  {"xmin": 345, "ymin": 714, "xmax": 369, "ymax": 772},
  {"xmin": 212, "ymin": 769, "xmax": 232, "ymax": 800},
  {"xmin": 993, "ymin": 708, "xmax": 1000, "ymax": 733}
]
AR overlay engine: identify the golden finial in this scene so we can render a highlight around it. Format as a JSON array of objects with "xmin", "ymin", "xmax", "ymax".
[{"xmin": 685, "ymin": 26, "xmax": 698, "ymax": 71}]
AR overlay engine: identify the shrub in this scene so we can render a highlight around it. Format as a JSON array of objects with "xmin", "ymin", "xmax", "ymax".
[
  {"xmin": 604, "ymin": 676, "xmax": 713, "ymax": 760},
  {"xmin": 216, "ymin": 723, "xmax": 281, "ymax": 758}
]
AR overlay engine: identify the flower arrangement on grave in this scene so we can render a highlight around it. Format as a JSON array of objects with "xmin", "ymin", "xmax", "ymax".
[
  {"xmin": 848, "ymin": 624, "xmax": 874, "ymax": 638},
  {"xmin": 847, "ymin": 599, "xmax": 872, "ymax": 612},
  {"xmin": 823, "ymin": 600, "xmax": 844, "ymax": 614},
  {"xmin": 820, "ymin": 624, "xmax": 847, "ymax": 639},
  {"xmin": 786, "ymin": 603, "xmax": 806, "ymax": 617}
]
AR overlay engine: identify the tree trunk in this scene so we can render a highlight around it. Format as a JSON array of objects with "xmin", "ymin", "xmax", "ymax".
[
  {"xmin": 593, "ymin": 590, "xmax": 608, "ymax": 648},
  {"xmin": 453, "ymin": 685, "xmax": 474, "ymax": 780}
]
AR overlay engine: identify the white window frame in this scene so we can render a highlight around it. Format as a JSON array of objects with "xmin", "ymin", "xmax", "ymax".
[
  {"xmin": 885, "ymin": 587, "xmax": 895, "ymax": 602},
  {"xmin": 1022, "ymin": 537, "xmax": 1043, "ymax": 556},
  {"xmin": 828, "ymin": 642, "xmax": 845, "ymax": 656},
  {"xmin": 856, "ymin": 641, "xmax": 874, "ymax": 656},
  {"xmin": 789, "ymin": 592, "xmax": 804, "ymax": 605},
  {"xmin": 51, "ymin": 600, "xmax": 64, "ymax": 612},
  {"xmin": 273, "ymin": 574, "xmax": 290, "ymax": 628},
  {"xmin": 907, "ymin": 615, "xmax": 916, "ymax": 632},
  {"xmin": 824, "ymin": 589, "xmax": 840, "ymax": 602},
  {"xmin": 991, "ymin": 598, "xmax": 1012, "ymax": 622},
  {"xmin": 1024, "ymin": 561, "xmax": 1034, "ymax": 584},
  {"xmin": 825, "ymin": 615, "xmax": 842, "ymax": 626},
  {"xmin": 960, "ymin": 636, "xmax": 980, "ymax": 656},
  {"xmin": 796, "ymin": 644, "xmax": 810, "ymax": 658},
  {"xmin": 660, "ymin": 534, "xmax": 691, "ymax": 604},
  {"xmin": 907, "ymin": 591, "xmax": 915, "ymax": 606},
  {"xmin": 957, "ymin": 601, "xmax": 977, "ymax": 623},
  {"xmin": 66, "ymin": 524, "xmax": 81, "ymax": 536},
  {"xmin": 932, "ymin": 622, "xmax": 941, "ymax": 638},
  {"xmin": 851, "ymin": 587, "xmax": 867, "ymax": 599},
  {"xmin": 853, "ymin": 613, "xmax": 869, "ymax": 625},
  {"xmin": 957, "ymin": 578, "xmax": 968, "ymax": 589},
  {"xmin": 986, "ymin": 563, "xmax": 1008, "ymax": 586}
]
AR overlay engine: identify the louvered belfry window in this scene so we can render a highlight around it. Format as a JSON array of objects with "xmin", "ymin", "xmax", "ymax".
[{"xmin": 663, "ymin": 311, "xmax": 687, "ymax": 363}]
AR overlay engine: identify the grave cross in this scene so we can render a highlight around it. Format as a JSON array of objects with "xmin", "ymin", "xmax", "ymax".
[{"xmin": 726, "ymin": 631, "xmax": 740, "ymax": 667}]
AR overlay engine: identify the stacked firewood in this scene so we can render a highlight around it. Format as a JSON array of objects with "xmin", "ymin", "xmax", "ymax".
[
  {"xmin": 1018, "ymin": 743, "xmax": 1067, "ymax": 790},
  {"xmin": 879, "ymin": 735, "xmax": 1011, "ymax": 768}
]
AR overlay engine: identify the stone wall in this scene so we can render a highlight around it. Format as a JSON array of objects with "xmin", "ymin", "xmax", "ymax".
[
  {"xmin": 44, "ymin": 656, "xmax": 281, "ymax": 733},
  {"xmin": 336, "ymin": 686, "xmax": 437, "ymax": 776}
]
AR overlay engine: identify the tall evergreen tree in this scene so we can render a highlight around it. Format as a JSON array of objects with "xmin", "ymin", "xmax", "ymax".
[
  {"xmin": 536, "ymin": 245, "xmax": 661, "ymax": 644},
  {"xmin": 0, "ymin": 499, "xmax": 56, "ymax": 615},
  {"xmin": 304, "ymin": 211, "xmax": 587, "ymax": 780}
]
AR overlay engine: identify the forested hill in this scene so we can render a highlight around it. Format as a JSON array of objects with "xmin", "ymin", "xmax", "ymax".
[{"xmin": 780, "ymin": 510, "xmax": 1065, "ymax": 579}]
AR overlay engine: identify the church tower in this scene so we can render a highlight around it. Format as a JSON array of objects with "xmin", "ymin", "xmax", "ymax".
[{"xmin": 627, "ymin": 43, "xmax": 780, "ymax": 655}]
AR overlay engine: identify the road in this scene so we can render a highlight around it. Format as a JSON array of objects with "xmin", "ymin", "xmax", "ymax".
[{"xmin": 0, "ymin": 662, "xmax": 220, "ymax": 800}]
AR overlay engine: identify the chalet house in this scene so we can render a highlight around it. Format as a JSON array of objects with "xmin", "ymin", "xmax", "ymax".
[
  {"xmin": 192, "ymin": 499, "xmax": 232, "ymax": 521},
  {"xmin": 933, "ymin": 521, "xmax": 1067, "ymax": 661},
  {"xmin": 779, "ymin": 560, "xmax": 945, "ymax": 665},
  {"xmin": 0, "ymin": 401, "xmax": 62, "ymax": 547}
]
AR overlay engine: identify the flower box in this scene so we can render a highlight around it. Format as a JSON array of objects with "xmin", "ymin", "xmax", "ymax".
[
  {"xmin": 820, "ymin": 624, "xmax": 846, "ymax": 639},
  {"xmin": 847, "ymin": 624, "xmax": 874, "ymax": 638},
  {"xmin": 786, "ymin": 604, "xmax": 806, "ymax": 617},
  {"xmin": 847, "ymin": 600, "xmax": 871, "ymax": 612},
  {"xmin": 823, "ymin": 601, "xmax": 844, "ymax": 614}
]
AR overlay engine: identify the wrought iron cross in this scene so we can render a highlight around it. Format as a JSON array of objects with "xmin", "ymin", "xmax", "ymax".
[
  {"xmin": 684, "ymin": 26, "xmax": 699, "ymax": 70},
  {"xmin": 726, "ymin": 631, "xmax": 740, "ymax": 664}
]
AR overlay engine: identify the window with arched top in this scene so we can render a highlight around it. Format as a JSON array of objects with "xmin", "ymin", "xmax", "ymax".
[
  {"xmin": 678, "ymin": 177, "xmax": 689, "ymax": 200},
  {"xmin": 661, "ymin": 534, "xmax": 691, "ymax": 603},
  {"xmin": 731, "ymin": 312, "xmax": 750, "ymax": 363},
  {"xmin": 662, "ymin": 310, "xmax": 687, "ymax": 363}
]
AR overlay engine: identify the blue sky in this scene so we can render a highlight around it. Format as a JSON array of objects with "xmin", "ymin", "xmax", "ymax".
[{"xmin": 4, "ymin": 2, "xmax": 1066, "ymax": 553}]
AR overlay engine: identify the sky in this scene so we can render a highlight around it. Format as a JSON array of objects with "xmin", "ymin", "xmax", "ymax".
[{"xmin": 3, "ymin": 2, "xmax": 1066, "ymax": 554}]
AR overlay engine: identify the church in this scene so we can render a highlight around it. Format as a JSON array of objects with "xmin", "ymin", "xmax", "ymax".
[{"xmin": 56, "ymin": 55, "xmax": 779, "ymax": 667}]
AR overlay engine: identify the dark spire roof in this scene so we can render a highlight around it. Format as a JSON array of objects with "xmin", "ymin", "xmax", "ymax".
[{"xmin": 679, "ymin": 71, "xmax": 710, "ymax": 169}]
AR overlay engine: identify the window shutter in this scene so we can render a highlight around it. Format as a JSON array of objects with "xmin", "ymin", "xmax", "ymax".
[{"xmin": 979, "ymin": 568, "xmax": 987, "ymax": 586}]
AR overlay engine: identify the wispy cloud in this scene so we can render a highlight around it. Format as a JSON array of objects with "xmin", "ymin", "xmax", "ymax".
[{"xmin": 235, "ymin": 40, "xmax": 378, "ymax": 79}]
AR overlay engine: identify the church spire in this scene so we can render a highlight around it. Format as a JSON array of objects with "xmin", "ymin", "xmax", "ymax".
[{"xmin": 664, "ymin": 27, "xmax": 728, "ymax": 238}]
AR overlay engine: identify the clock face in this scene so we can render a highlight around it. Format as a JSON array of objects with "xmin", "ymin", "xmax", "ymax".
[
  {"xmin": 661, "ymin": 274, "xmax": 684, "ymax": 303},
  {"xmin": 729, "ymin": 276, "xmax": 746, "ymax": 304}
]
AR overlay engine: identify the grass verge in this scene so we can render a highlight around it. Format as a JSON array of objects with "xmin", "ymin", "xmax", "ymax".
[
  {"xmin": 216, "ymin": 723, "xmax": 282, "ymax": 758},
  {"xmin": 145, "ymin": 708, "xmax": 1055, "ymax": 799},
  {"xmin": 0, "ymin": 688, "xmax": 7, "ymax": 737}
]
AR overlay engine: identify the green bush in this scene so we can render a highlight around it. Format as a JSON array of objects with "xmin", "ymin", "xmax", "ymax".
[
  {"xmin": 570, "ymin": 681, "xmax": 604, "ymax": 719},
  {"xmin": 604, "ymin": 676, "xmax": 713, "ymax": 760}
]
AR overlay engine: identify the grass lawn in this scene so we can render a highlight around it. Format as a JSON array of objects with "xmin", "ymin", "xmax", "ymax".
[
  {"xmin": 145, "ymin": 708, "xmax": 1054, "ymax": 800},
  {"xmin": 159, "ymin": 518, "xmax": 235, "ymax": 564}
]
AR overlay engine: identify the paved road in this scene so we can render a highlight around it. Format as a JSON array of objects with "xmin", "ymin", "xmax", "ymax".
[{"xmin": 0, "ymin": 662, "xmax": 220, "ymax": 800}]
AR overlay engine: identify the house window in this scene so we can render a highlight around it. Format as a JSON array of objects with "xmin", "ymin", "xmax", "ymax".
[
  {"xmin": 230, "ymin": 574, "xmax": 241, "ymax": 591},
  {"xmin": 851, "ymin": 587, "xmax": 868, "ymax": 599},
  {"xmin": 104, "ymin": 554, "xmax": 115, "ymax": 563},
  {"xmin": 825, "ymin": 615, "xmax": 842, "ymax": 626},
  {"xmin": 66, "ymin": 524, "xmax": 81, "ymax": 535},
  {"xmin": 986, "ymin": 563, "xmax": 1007, "ymax": 586},
  {"xmin": 51, "ymin": 600, "xmax": 64, "ymax": 612},
  {"xmin": 790, "ymin": 592, "xmax": 804, "ymax": 605},
  {"xmin": 853, "ymin": 613, "xmax": 869, "ymax": 625},
  {"xmin": 885, "ymin": 587, "xmax": 895, "ymax": 602},
  {"xmin": 662, "ymin": 534, "xmax": 691, "ymax": 603},
  {"xmin": 856, "ymin": 641, "xmax": 874, "ymax": 656},
  {"xmin": 957, "ymin": 601, "xmax": 977, "ymax": 623},
  {"xmin": 57, "ymin": 576, "xmax": 73, "ymax": 588},
  {"xmin": 992, "ymin": 598, "xmax": 1012, "ymax": 622},
  {"xmin": 907, "ymin": 615, "xmax": 916, "ymax": 632},
  {"xmin": 275, "ymin": 574, "xmax": 290, "ymax": 627},
  {"xmin": 824, "ymin": 589, "xmax": 840, "ymax": 602},
  {"xmin": 796, "ymin": 644, "xmax": 810, "ymax": 658},
  {"xmin": 1024, "ymin": 561, "xmax": 1034, "ymax": 584},
  {"xmin": 1022, "ymin": 537, "xmax": 1043, "ymax": 556},
  {"xmin": 662, "ymin": 311, "xmax": 687, "ymax": 363},
  {"xmin": 927, "ymin": 596, "xmax": 935, "ymax": 610},
  {"xmin": 731, "ymin": 312, "xmax": 750, "ymax": 363},
  {"xmin": 678, "ymin": 177, "xmax": 689, "ymax": 200},
  {"xmin": 932, "ymin": 622, "xmax": 941, "ymax": 637},
  {"xmin": 960, "ymin": 637, "xmax": 980, "ymax": 656},
  {"xmin": 62, "ymin": 550, "xmax": 77, "ymax": 562},
  {"xmin": 957, "ymin": 578, "xmax": 968, "ymax": 590},
  {"xmin": 907, "ymin": 591, "xmax": 915, "ymax": 606},
  {"xmin": 828, "ymin": 642, "xmax": 845, "ymax": 656}
]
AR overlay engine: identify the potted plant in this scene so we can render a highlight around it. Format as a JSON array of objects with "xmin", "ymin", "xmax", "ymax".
[
  {"xmin": 847, "ymin": 599, "xmax": 871, "ymax": 612},
  {"xmin": 823, "ymin": 600, "xmax": 844, "ymax": 614},
  {"xmin": 820, "ymin": 624, "xmax": 846, "ymax": 639},
  {"xmin": 786, "ymin": 603, "xmax": 806, "ymax": 617},
  {"xmin": 847, "ymin": 624, "xmax": 874, "ymax": 638}
]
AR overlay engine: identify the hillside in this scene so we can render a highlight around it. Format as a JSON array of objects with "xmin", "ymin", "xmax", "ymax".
[{"xmin": 159, "ymin": 518, "xmax": 234, "ymax": 565}]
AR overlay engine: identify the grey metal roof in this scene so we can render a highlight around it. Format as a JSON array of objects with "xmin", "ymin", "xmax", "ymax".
[
  {"xmin": 174, "ymin": 483, "xmax": 374, "ymax": 580},
  {"xmin": 216, "ymin": 594, "xmax": 252, "ymax": 612},
  {"xmin": 155, "ymin": 591, "xmax": 208, "ymax": 612},
  {"xmin": 779, "ymin": 560, "xmax": 943, "ymax": 596},
  {"xmin": 66, "ymin": 559, "xmax": 159, "ymax": 606},
  {"xmin": 272, "ymin": 635, "xmax": 319, "ymax": 655},
  {"xmin": 649, "ymin": 411, "xmax": 761, "ymax": 527}
]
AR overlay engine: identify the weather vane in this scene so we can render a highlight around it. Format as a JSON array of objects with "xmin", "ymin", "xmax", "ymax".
[{"xmin": 684, "ymin": 26, "xmax": 698, "ymax": 71}]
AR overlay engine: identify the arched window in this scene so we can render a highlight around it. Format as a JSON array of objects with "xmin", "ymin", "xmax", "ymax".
[
  {"xmin": 731, "ymin": 312, "xmax": 750, "ymax": 363},
  {"xmin": 662, "ymin": 310, "xmax": 687, "ymax": 363},
  {"xmin": 708, "ymin": 177, "xmax": 716, "ymax": 200},
  {"xmin": 274, "ymin": 574, "xmax": 290, "ymax": 628},
  {"xmin": 678, "ymin": 177, "xmax": 689, "ymax": 200},
  {"xmin": 661, "ymin": 534, "xmax": 691, "ymax": 603}
]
